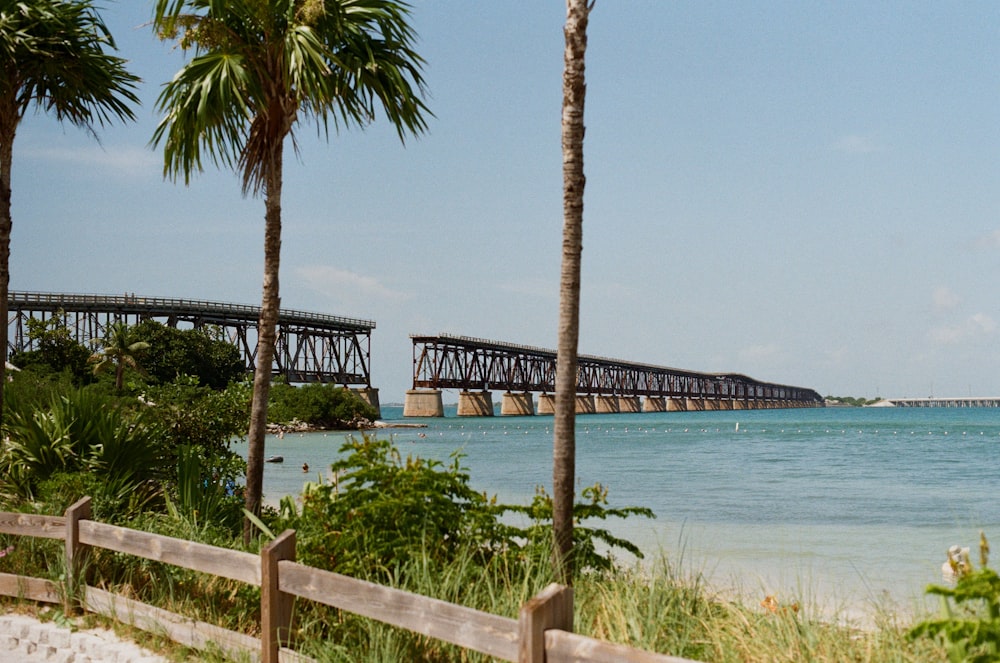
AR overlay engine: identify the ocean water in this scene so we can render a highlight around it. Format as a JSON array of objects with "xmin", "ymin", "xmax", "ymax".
[{"xmin": 239, "ymin": 404, "xmax": 1000, "ymax": 617}]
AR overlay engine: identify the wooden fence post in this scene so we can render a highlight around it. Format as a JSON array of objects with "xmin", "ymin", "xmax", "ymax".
[
  {"xmin": 261, "ymin": 529, "xmax": 296, "ymax": 663},
  {"xmin": 64, "ymin": 496, "xmax": 92, "ymax": 615},
  {"xmin": 518, "ymin": 583, "xmax": 573, "ymax": 663}
]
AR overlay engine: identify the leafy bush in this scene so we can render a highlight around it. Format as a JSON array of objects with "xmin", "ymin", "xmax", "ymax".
[
  {"xmin": 8, "ymin": 313, "xmax": 92, "ymax": 385},
  {"xmin": 267, "ymin": 382, "xmax": 378, "ymax": 428},
  {"xmin": 272, "ymin": 435, "xmax": 651, "ymax": 583},
  {"xmin": 910, "ymin": 532, "xmax": 1000, "ymax": 662},
  {"xmin": 505, "ymin": 483, "xmax": 654, "ymax": 574},
  {"xmin": 0, "ymin": 389, "xmax": 166, "ymax": 517},
  {"xmin": 130, "ymin": 320, "xmax": 245, "ymax": 389}
]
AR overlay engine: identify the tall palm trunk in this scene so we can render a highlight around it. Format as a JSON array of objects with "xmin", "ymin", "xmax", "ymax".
[
  {"xmin": 0, "ymin": 101, "xmax": 16, "ymax": 428},
  {"xmin": 553, "ymin": 0, "xmax": 590, "ymax": 586},
  {"xmin": 244, "ymin": 149, "xmax": 283, "ymax": 545}
]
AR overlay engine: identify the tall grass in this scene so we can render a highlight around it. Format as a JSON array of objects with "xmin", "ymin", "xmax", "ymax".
[
  {"xmin": 278, "ymin": 545, "xmax": 944, "ymax": 662},
  {"xmin": 0, "ymin": 526, "xmax": 948, "ymax": 661}
]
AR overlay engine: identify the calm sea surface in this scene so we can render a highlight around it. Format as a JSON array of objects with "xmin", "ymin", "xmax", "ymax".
[{"xmin": 238, "ymin": 404, "xmax": 1000, "ymax": 616}]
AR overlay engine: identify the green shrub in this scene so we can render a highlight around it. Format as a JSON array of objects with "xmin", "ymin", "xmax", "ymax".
[
  {"xmin": 910, "ymin": 532, "xmax": 1000, "ymax": 662},
  {"xmin": 272, "ymin": 435, "xmax": 651, "ymax": 584},
  {"xmin": 1, "ymin": 389, "xmax": 166, "ymax": 512},
  {"xmin": 267, "ymin": 382, "xmax": 378, "ymax": 428}
]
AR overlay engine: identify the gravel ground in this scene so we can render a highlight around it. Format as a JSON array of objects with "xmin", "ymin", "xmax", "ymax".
[{"xmin": 0, "ymin": 613, "xmax": 168, "ymax": 663}]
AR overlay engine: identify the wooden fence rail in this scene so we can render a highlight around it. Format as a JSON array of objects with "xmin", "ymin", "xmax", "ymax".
[{"xmin": 0, "ymin": 498, "xmax": 698, "ymax": 663}]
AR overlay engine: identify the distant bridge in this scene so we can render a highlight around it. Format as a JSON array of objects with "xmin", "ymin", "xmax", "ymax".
[
  {"xmin": 405, "ymin": 334, "xmax": 824, "ymax": 416},
  {"xmin": 7, "ymin": 292, "xmax": 378, "ymax": 406},
  {"xmin": 880, "ymin": 397, "xmax": 1000, "ymax": 408}
]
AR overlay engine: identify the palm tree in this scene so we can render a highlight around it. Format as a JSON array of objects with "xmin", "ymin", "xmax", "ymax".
[
  {"xmin": 0, "ymin": 0, "xmax": 139, "ymax": 423},
  {"xmin": 89, "ymin": 321, "xmax": 150, "ymax": 391},
  {"xmin": 553, "ymin": 0, "xmax": 591, "ymax": 586},
  {"xmin": 151, "ymin": 0, "xmax": 430, "ymax": 543}
]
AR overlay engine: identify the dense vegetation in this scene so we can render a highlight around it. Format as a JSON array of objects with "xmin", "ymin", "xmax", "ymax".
[{"xmin": 0, "ymin": 320, "xmax": 963, "ymax": 661}]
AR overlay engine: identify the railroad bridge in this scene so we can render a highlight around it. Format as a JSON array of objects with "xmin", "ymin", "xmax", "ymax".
[
  {"xmin": 7, "ymin": 291, "xmax": 380, "ymax": 411},
  {"xmin": 405, "ymin": 334, "xmax": 824, "ymax": 416}
]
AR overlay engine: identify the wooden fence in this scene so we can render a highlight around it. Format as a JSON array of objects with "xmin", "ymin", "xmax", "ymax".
[{"xmin": 0, "ymin": 497, "xmax": 698, "ymax": 663}]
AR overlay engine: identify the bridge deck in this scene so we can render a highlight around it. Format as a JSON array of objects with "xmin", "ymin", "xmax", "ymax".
[
  {"xmin": 410, "ymin": 333, "xmax": 823, "ymax": 404},
  {"xmin": 8, "ymin": 291, "xmax": 374, "ymax": 386},
  {"xmin": 885, "ymin": 397, "xmax": 1000, "ymax": 408}
]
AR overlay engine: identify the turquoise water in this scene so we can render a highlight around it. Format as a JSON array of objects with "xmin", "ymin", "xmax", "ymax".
[{"xmin": 239, "ymin": 405, "xmax": 1000, "ymax": 616}]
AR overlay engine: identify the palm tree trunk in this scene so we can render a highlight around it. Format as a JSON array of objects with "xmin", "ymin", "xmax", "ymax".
[
  {"xmin": 553, "ymin": 0, "xmax": 590, "ymax": 586},
  {"xmin": 244, "ymin": 150, "xmax": 283, "ymax": 545},
  {"xmin": 0, "ymin": 103, "xmax": 17, "ymax": 428}
]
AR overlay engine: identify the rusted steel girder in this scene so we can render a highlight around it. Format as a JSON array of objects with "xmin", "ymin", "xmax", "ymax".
[
  {"xmin": 411, "ymin": 334, "xmax": 823, "ymax": 404},
  {"xmin": 8, "ymin": 291, "xmax": 374, "ymax": 386}
]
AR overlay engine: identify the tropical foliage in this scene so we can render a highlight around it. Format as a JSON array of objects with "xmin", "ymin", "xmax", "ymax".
[
  {"xmin": 272, "ymin": 435, "xmax": 650, "ymax": 584},
  {"xmin": 89, "ymin": 321, "xmax": 151, "ymax": 391},
  {"xmin": 267, "ymin": 381, "xmax": 378, "ymax": 428},
  {"xmin": 0, "ymin": 388, "xmax": 165, "ymax": 516},
  {"xmin": 130, "ymin": 320, "xmax": 244, "ymax": 389},
  {"xmin": 8, "ymin": 313, "xmax": 92, "ymax": 384},
  {"xmin": 150, "ymin": 0, "xmax": 431, "ymax": 541},
  {"xmin": 910, "ymin": 532, "xmax": 1000, "ymax": 662},
  {"xmin": 0, "ymin": 0, "xmax": 139, "ymax": 418}
]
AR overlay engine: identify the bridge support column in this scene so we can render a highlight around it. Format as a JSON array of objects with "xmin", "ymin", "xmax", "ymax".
[
  {"xmin": 703, "ymin": 400, "xmax": 719, "ymax": 411},
  {"xmin": 351, "ymin": 387, "xmax": 381, "ymax": 418},
  {"xmin": 536, "ymin": 393, "xmax": 555, "ymax": 415},
  {"xmin": 575, "ymin": 395, "xmax": 596, "ymax": 414},
  {"xmin": 457, "ymin": 391, "xmax": 494, "ymax": 417},
  {"xmin": 643, "ymin": 397, "xmax": 667, "ymax": 412},
  {"xmin": 732, "ymin": 400, "xmax": 747, "ymax": 410},
  {"xmin": 594, "ymin": 395, "xmax": 619, "ymax": 413},
  {"xmin": 403, "ymin": 390, "xmax": 444, "ymax": 417},
  {"xmin": 686, "ymin": 398, "xmax": 705, "ymax": 411},
  {"xmin": 618, "ymin": 396, "xmax": 642, "ymax": 413},
  {"xmin": 500, "ymin": 392, "xmax": 534, "ymax": 416},
  {"xmin": 667, "ymin": 398, "xmax": 687, "ymax": 411},
  {"xmin": 717, "ymin": 400, "xmax": 733, "ymax": 410}
]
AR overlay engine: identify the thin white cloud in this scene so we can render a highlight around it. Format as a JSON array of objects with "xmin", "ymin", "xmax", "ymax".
[
  {"xmin": 932, "ymin": 286, "xmax": 960, "ymax": 312},
  {"xmin": 295, "ymin": 265, "xmax": 411, "ymax": 308},
  {"xmin": 973, "ymin": 229, "xmax": 1000, "ymax": 250},
  {"xmin": 497, "ymin": 277, "xmax": 556, "ymax": 299},
  {"xmin": 831, "ymin": 134, "xmax": 883, "ymax": 155},
  {"xmin": 21, "ymin": 144, "xmax": 158, "ymax": 174},
  {"xmin": 929, "ymin": 313, "xmax": 997, "ymax": 344},
  {"xmin": 739, "ymin": 343, "xmax": 781, "ymax": 362}
]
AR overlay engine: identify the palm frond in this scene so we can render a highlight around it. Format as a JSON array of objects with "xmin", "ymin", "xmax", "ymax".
[
  {"xmin": 1, "ymin": 0, "xmax": 139, "ymax": 135},
  {"xmin": 153, "ymin": 0, "xmax": 430, "ymax": 191}
]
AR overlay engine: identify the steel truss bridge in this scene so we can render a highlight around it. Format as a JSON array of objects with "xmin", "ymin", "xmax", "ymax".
[
  {"xmin": 410, "ymin": 334, "xmax": 823, "ymax": 412},
  {"xmin": 7, "ymin": 291, "xmax": 374, "ymax": 386}
]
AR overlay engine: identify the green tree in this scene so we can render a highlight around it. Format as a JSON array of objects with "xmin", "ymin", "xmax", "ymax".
[
  {"xmin": 89, "ymin": 321, "xmax": 151, "ymax": 391},
  {"xmin": 131, "ymin": 320, "xmax": 244, "ymax": 389},
  {"xmin": 0, "ymin": 0, "xmax": 139, "ymax": 421},
  {"xmin": 151, "ymin": 0, "xmax": 430, "ymax": 543},
  {"xmin": 268, "ymin": 381, "xmax": 378, "ymax": 428},
  {"xmin": 8, "ymin": 313, "xmax": 91, "ymax": 383},
  {"xmin": 553, "ymin": 0, "xmax": 591, "ymax": 585}
]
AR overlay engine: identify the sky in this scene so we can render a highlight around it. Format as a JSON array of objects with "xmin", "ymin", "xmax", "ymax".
[{"xmin": 10, "ymin": 1, "xmax": 1000, "ymax": 403}]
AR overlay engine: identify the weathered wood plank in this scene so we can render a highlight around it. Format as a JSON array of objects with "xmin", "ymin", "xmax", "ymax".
[
  {"xmin": 519, "ymin": 583, "xmax": 572, "ymax": 663},
  {"xmin": 279, "ymin": 561, "xmax": 520, "ymax": 662},
  {"xmin": 78, "ymin": 520, "xmax": 261, "ymax": 586},
  {"xmin": 65, "ymin": 497, "xmax": 92, "ymax": 614},
  {"xmin": 0, "ymin": 573, "xmax": 60, "ymax": 603},
  {"xmin": 0, "ymin": 511, "xmax": 65, "ymax": 539},
  {"xmin": 545, "ymin": 629, "xmax": 700, "ymax": 663},
  {"xmin": 84, "ymin": 586, "xmax": 262, "ymax": 661},
  {"xmin": 261, "ymin": 530, "xmax": 296, "ymax": 663}
]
